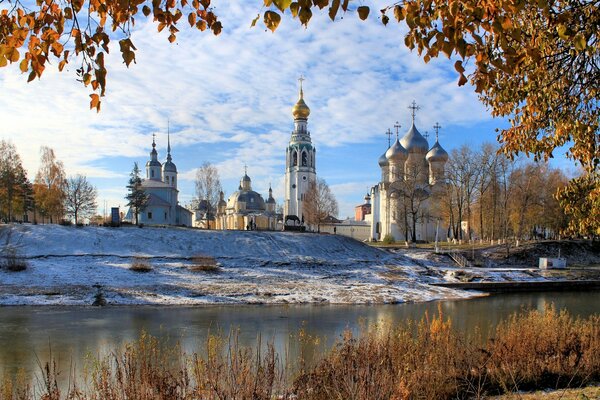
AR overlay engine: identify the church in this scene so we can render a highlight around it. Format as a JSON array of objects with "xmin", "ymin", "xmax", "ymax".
[
  {"xmin": 214, "ymin": 169, "xmax": 278, "ymax": 230},
  {"xmin": 283, "ymin": 78, "xmax": 317, "ymax": 228},
  {"xmin": 369, "ymin": 102, "xmax": 449, "ymax": 242},
  {"xmin": 125, "ymin": 134, "xmax": 193, "ymax": 227}
]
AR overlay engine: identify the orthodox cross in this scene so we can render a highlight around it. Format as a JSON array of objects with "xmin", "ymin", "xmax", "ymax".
[
  {"xmin": 424, "ymin": 131, "xmax": 430, "ymax": 141},
  {"xmin": 385, "ymin": 128, "xmax": 393, "ymax": 147},
  {"xmin": 244, "ymin": 164, "xmax": 248, "ymax": 175},
  {"xmin": 152, "ymin": 133, "xmax": 156, "ymax": 145},
  {"xmin": 433, "ymin": 122, "xmax": 442, "ymax": 141},
  {"xmin": 298, "ymin": 75, "xmax": 305, "ymax": 94},
  {"xmin": 408, "ymin": 100, "xmax": 420, "ymax": 122},
  {"xmin": 393, "ymin": 121, "xmax": 401, "ymax": 140}
]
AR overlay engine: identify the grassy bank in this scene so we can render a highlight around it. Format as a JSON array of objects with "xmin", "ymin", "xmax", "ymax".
[{"xmin": 1, "ymin": 306, "xmax": 599, "ymax": 399}]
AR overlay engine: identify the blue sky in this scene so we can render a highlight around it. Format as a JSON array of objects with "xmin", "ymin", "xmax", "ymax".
[{"xmin": 0, "ymin": 2, "xmax": 577, "ymax": 218}]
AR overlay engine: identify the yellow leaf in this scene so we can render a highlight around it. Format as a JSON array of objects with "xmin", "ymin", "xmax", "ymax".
[
  {"xmin": 0, "ymin": 56, "xmax": 6, "ymax": 68},
  {"xmin": 264, "ymin": 10, "xmax": 281, "ymax": 32},
  {"xmin": 89, "ymin": 94, "xmax": 100, "ymax": 112},
  {"xmin": 19, "ymin": 58, "xmax": 28, "ymax": 72},
  {"xmin": 58, "ymin": 59, "xmax": 67, "ymax": 71},
  {"xmin": 273, "ymin": 0, "xmax": 291, "ymax": 12},
  {"xmin": 196, "ymin": 20, "xmax": 207, "ymax": 31},
  {"xmin": 168, "ymin": 33, "xmax": 176, "ymax": 43},
  {"xmin": 573, "ymin": 33, "xmax": 586, "ymax": 51},
  {"xmin": 250, "ymin": 14, "xmax": 260, "ymax": 27},
  {"xmin": 357, "ymin": 6, "xmax": 369, "ymax": 20}
]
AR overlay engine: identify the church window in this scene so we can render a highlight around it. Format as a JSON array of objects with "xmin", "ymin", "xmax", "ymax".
[
  {"xmin": 151, "ymin": 170, "xmax": 154, "ymax": 178},
  {"xmin": 164, "ymin": 212, "xmax": 167, "ymax": 220},
  {"xmin": 148, "ymin": 212, "xmax": 153, "ymax": 219},
  {"xmin": 293, "ymin": 151, "xmax": 298, "ymax": 166},
  {"xmin": 302, "ymin": 176, "xmax": 307, "ymax": 181},
  {"xmin": 292, "ymin": 184, "xmax": 296, "ymax": 189},
  {"xmin": 302, "ymin": 151, "xmax": 307, "ymax": 166}
]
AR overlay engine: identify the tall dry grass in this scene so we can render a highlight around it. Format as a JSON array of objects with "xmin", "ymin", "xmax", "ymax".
[{"xmin": 0, "ymin": 306, "xmax": 598, "ymax": 400}]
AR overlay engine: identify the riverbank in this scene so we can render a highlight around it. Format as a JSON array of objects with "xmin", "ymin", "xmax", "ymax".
[
  {"xmin": 1, "ymin": 306, "xmax": 598, "ymax": 400},
  {"xmin": 1, "ymin": 224, "xmax": 597, "ymax": 305}
]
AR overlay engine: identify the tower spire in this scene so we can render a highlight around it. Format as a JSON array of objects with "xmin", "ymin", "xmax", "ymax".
[
  {"xmin": 408, "ymin": 100, "xmax": 420, "ymax": 123},
  {"xmin": 433, "ymin": 122, "xmax": 442, "ymax": 141}
]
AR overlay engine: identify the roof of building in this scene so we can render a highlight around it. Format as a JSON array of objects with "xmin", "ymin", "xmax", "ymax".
[
  {"xmin": 426, "ymin": 140, "xmax": 449, "ymax": 162},
  {"xmin": 400, "ymin": 122, "xmax": 429, "ymax": 154}
]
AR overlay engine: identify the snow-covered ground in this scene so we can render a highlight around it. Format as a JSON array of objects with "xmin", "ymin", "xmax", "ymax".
[{"xmin": 0, "ymin": 224, "xmax": 559, "ymax": 306}]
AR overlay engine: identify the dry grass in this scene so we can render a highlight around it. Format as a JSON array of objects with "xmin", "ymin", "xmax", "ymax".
[
  {"xmin": 129, "ymin": 257, "xmax": 152, "ymax": 273},
  {"xmin": 189, "ymin": 255, "xmax": 221, "ymax": 273},
  {"xmin": 1, "ymin": 246, "xmax": 27, "ymax": 272},
  {"xmin": 1, "ymin": 306, "xmax": 599, "ymax": 400}
]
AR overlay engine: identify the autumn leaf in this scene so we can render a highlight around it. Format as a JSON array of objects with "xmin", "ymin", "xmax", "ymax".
[
  {"xmin": 328, "ymin": 0, "xmax": 340, "ymax": 21},
  {"xmin": 458, "ymin": 73, "xmax": 467, "ymax": 86},
  {"xmin": 357, "ymin": 6, "xmax": 369, "ymax": 20},
  {"xmin": 298, "ymin": 7, "xmax": 312, "ymax": 26},
  {"xmin": 273, "ymin": 0, "xmax": 292, "ymax": 12},
  {"xmin": 89, "ymin": 93, "xmax": 100, "ymax": 112},
  {"xmin": 264, "ymin": 10, "xmax": 281, "ymax": 32},
  {"xmin": 250, "ymin": 14, "xmax": 260, "ymax": 27}
]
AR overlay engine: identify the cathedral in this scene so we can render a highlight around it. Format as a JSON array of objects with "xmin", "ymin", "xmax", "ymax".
[
  {"xmin": 214, "ymin": 169, "xmax": 278, "ymax": 230},
  {"xmin": 369, "ymin": 103, "xmax": 449, "ymax": 242},
  {"xmin": 125, "ymin": 134, "xmax": 193, "ymax": 227},
  {"xmin": 284, "ymin": 78, "xmax": 317, "ymax": 227}
]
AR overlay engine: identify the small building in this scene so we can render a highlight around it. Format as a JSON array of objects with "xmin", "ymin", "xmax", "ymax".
[
  {"xmin": 124, "ymin": 134, "xmax": 192, "ymax": 227},
  {"xmin": 215, "ymin": 172, "xmax": 278, "ymax": 230},
  {"xmin": 354, "ymin": 193, "xmax": 372, "ymax": 222}
]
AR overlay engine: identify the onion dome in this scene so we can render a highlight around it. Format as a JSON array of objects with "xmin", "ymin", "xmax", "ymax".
[
  {"xmin": 146, "ymin": 139, "xmax": 162, "ymax": 167},
  {"xmin": 426, "ymin": 140, "xmax": 449, "ymax": 163},
  {"xmin": 218, "ymin": 191, "xmax": 227, "ymax": 208},
  {"xmin": 292, "ymin": 87, "xmax": 310, "ymax": 120},
  {"xmin": 385, "ymin": 139, "xmax": 408, "ymax": 163},
  {"xmin": 400, "ymin": 122, "xmax": 429, "ymax": 154},
  {"xmin": 378, "ymin": 150, "xmax": 389, "ymax": 167},
  {"xmin": 266, "ymin": 186, "xmax": 276, "ymax": 204}
]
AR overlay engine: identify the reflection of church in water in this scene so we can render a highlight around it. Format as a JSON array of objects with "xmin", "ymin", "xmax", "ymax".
[{"xmin": 369, "ymin": 102, "xmax": 449, "ymax": 242}]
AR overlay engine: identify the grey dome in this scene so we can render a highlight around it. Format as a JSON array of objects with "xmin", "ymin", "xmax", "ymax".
[
  {"xmin": 146, "ymin": 159, "xmax": 162, "ymax": 167},
  {"xmin": 400, "ymin": 123, "xmax": 429, "ymax": 154},
  {"xmin": 236, "ymin": 191, "xmax": 266, "ymax": 210},
  {"xmin": 163, "ymin": 160, "xmax": 177, "ymax": 173},
  {"xmin": 242, "ymin": 174, "xmax": 251, "ymax": 182},
  {"xmin": 378, "ymin": 150, "xmax": 389, "ymax": 167},
  {"xmin": 266, "ymin": 196, "xmax": 276, "ymax": 204},
  {"xmin": 385, "ymin": 139, "xmax": 408, "ymax": 163},
  {"xmin": 426, "ymin": 141, "xmax": 449, "ymax": 163}
]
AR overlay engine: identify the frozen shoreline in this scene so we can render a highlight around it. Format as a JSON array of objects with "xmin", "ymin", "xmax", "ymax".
[{"xmin": 0, "ymin": 224, "xmax": 564, "ymax": 306}]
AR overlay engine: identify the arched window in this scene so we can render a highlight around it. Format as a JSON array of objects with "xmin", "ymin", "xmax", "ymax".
[
  {"xmin": 302, "ymin": 151, "xmax": 307, "ymax": 166},
  {"xmin": 151, "ymin": 170, "xmax": 154, "ymax": 178},
  {"xmin": 292, "ymin": 151, "xmax": 298, "ymax": 166}
]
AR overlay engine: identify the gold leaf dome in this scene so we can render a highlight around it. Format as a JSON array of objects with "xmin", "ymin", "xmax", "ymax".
[{"xmin": 292, "ymin": 89, "xmax": 310, "ymax": 119}]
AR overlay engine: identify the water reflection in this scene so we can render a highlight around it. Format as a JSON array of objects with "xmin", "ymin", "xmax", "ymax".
[{"xmin": 0, "ymin": 291, "xmax": 598, "ymax": 381}]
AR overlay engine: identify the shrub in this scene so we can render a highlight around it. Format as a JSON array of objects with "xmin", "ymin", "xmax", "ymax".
[
  {"xmin": 59, "ymin": 219, "xmax": 72, "ymax": 226},
  {"xmin": 2, "ymin": 245, "xmax": 27, "ymax": 272},
  {"xmin": 129, "ymin": 257, "xmax": 152, "ymax": 273},
  {"xmin": 382, "ymin": 234, "xmax": 395, "ymax": 244},
  {"xmin": 189, "ymin": 255, "xmax": 221, "ymax": 273}
]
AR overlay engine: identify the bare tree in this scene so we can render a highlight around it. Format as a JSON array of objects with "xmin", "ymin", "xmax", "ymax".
[
  {"xmin": 303, "ymin": 178, "xmax": 338, "ymax": 232},
  {"xmin": 391, "ymin": 160, "xmax": 431, "ymax": 243},
  {"xmin": 65, "ymin": 175, "xmax": 98, "ymax": 224},
  {"xmin": 194, "ymin": 162, "xmax": 222, "ymax": 230}
]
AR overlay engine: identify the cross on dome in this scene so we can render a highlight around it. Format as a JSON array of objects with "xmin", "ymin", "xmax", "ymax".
[
  {"xmin": 298, "ymin": 75, "xmax": 305, "ymax": 97},
  {"xmin": 152, "ymin": 133, "xmax": 156, "ymax": 147},
  {"xmin": 424, "ymin": 131, "xmax": 430, "ymax": 140},
  {"xmin": 385, "ymin": 128, "xmax": 393, "ymax": 147},
  {"xmin": 408, "ymin": 100, "xmax": 420, "ymax": 123},
  {"xmin": 433, "ymin": 122, "xmax": 442, "ymax": 141},
  {"xmin": 393, "ymin": 121, "xmax": 401, "ymax": 140}
]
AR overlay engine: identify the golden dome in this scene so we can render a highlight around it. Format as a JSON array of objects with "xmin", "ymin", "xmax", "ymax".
[{"xmin": 292, "ymin": 89, "xmax": 310, "ymax": 119}]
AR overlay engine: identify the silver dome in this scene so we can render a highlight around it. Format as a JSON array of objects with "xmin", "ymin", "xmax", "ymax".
[
  {"xmin": 378, "ymin": 150, "xmax": 389, "ymax": 167},
  {"xmin": 146, "ymin": 159, "xmax": 162, "ymax": 167},
  {"xmin": 385, "ymin": 139, "xmax": 408, "ymax": 163},
  {"xmin": 426, "ymin": 141, "xmax": 449, "ymax": 162},
  {"xmin": 400, "ymin": 123, "xmax": 429, "ymax": 154},
  {"xmin": 162, "ymin": 160, "xmax": 177, "ymax": 173}
]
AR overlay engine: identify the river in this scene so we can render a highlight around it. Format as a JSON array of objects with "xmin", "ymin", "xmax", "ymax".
[{"xmin": 0, "ymin": 291, "xmax": 598, "ymax": 382}]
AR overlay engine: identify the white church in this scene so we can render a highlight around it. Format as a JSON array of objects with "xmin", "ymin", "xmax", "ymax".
[
  {"xmin": 369, "ymin": 103, "xmax": 449, "ymax": 242},
  {"xmin": 125, "ymin": 134, "xmax": 193, "ymax": 227},
  {"xmin": 283, "ymin": 78, "xmax": 317, "ymax": 228}
]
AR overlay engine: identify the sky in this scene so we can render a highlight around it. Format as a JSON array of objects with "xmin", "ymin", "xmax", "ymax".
[{"xmin": 0, "ymin": 2, "xmax": 577, "ymax": 218}]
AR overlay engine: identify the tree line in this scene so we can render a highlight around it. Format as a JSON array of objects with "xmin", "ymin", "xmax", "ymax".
[
  {"xmin": 0, "ymin": 141, "xmax": 97, "ymax": 224},
  {"xmin": 430, "ymin": 143, "xmax": 571, "ymax": 242}
]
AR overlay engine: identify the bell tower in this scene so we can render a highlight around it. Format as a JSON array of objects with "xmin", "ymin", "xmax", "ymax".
[{"xmin": 284, "ymin": 76, "xmax": 317, "ymax": 222}]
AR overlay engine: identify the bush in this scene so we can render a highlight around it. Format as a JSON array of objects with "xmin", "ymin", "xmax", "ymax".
[
  {"xmin": 189, "ymin": 255, "xmax": 221, "ymax": 273},
  {"xmin": 59, "ymin": 219, "xmax": 72, "ymax": 226},
  {"xmin": 2, "ymin": 245, "xmax": 27, "ymax": 272},
  {"xmin": 130, "ymin": 257, "xmax": 152, "ymax": 273},
  {"xmin": 382, "ymin": 234, "xmax": 395, "ymax": 244}
]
